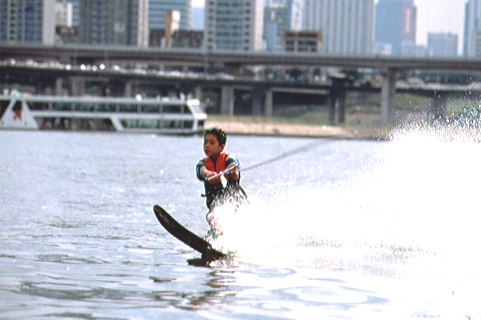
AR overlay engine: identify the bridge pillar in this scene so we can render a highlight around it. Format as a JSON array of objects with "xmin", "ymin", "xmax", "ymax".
[
  {"xmin": 221, "ymin": 85, "xmax": 234, "ymax": 116},
  {"xmin": 264, "ymin": 89, "xmax": 273, "ymax": 117},
  {"xmin": 125, "ymin": 81, "xmax": 134, "ymax": 98},
  {"xmin": 70, "ymin": 77, "xmax": 85, "ymax": 96},
  {"xmin": 252, "ymin": 87, "xmax": 263, "ymax": 116},
  {"xmin": 194, "ymin": 86, "xmax": 202, "ymax": 100},
  {"xmin": 329, "ymin": 96, "xmax": 336, "ymax": 124},
  {"xmin": 329, "ymin": 75, "xmax": 347, "ymax": 124},
  {"xmin": 432, "ymin": 94, "xmax": 447, "ymax": 119},
  {"xmin": 55, "ymin": 78, "xmax": 65, "ymax": 96},
  {"xmin": 381, "ymin": 68, "xmax": 397, "ymax": 124}
]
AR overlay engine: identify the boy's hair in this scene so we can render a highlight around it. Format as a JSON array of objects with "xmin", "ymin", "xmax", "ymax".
[{"xmin": 205, "ymin": 127, "xmax": 227, "ymax": 145}]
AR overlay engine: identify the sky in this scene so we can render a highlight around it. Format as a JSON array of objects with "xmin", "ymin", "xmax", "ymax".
[{"xmin": 192, "ymin": 0, "xmax": 467, "ymax": 54}]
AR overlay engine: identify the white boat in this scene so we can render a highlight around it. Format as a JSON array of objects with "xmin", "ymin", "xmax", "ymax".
[{"xmin": 0, "ymin": 89, "xmax": 207, "ymax": 134}]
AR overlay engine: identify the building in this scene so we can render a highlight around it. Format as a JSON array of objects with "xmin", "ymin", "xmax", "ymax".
[
  {"xmin": 192, "ymin": 6, "xmax": 204, "ymax": 30},
  {"xmin": 55, "ymin": 1, "xmax": 73, "ymax": 27},
  {"xmin": 149, "ymin": 29, "xmax": 203, "ymax": 48},
  {"xmin": 284, "ymin": 30, "xmax": 322, "ymax": 52},
  {"xmin": 149, "ymin": 0, "xmax": 192, "ymax": 31},
  {"xmin": 469, "ymin": 29, "xmax": 481, "ymax": 58},
  {"xmin": 54, "ymin": 0, "xmax": 78, "ymax": 44},
  {"xmin": 164, "ymin": 10, "xmax": 180, "ymax": 48},
  {"xmin": 302, "ymin": 0, "xmax": 321, "ymax": 31},
  {"xmin": 399, "ymin": 42, "xmax": 427, "ymax": 57},
  {"xmin": 79, "ymin": 0, "xmax": 149, "ymax": 47},
  {"xmin": 0, "ymin": 0, "xmax": 56, "ymax": 44},
  {"xmin": 373, "ymin": 42, "xmax": 393, "ymax": 55},
  {"xmin": 428, "ymin": 32, "xmax": 458, "ymax": 57},
  {"xmin": 56, "ymin": 0, "xmax": 79, "ymax": 26},
  {"xmin": 55, "ymin": 25, "xmax": 78, "ymax": 44},
  {"xmin": 463, "ymin": 0, "xmax": 481, "ymax": 57},
  {"xmin": 204, "ymin": 0, "xmax": 265, "ymax": 51},
  {"xmin": 264, "ymin": 0, "xmax": 304, "ymax": 52},
  {"xmin": 375, "ymin": 0, "xmax": 416, "ymax": 56},
  {"xmin": 303, "ymin": 0, "xmax": 374, "ymax": 55}
]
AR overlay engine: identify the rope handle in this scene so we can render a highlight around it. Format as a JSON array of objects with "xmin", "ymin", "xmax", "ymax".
[{"xmin": 205, "ymin": 163, "xmax": 238, "ymax": 182}]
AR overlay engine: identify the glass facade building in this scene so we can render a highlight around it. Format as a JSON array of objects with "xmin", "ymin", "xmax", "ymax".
[
  {"xmin": 79, "ymin": 0, "xmax": 148, "ymax": 47},
  {"xmin": 0, "ymin": 0, "xmax": 55, "ymax": 44},
  {"xmin": 204, "ymin": 0, "xmax": 264, "ymax": 51},
  {"xmin": 149, "ymin": 0, "xmax": 192, "ymax": 30},
  {"xmin": 303, "ymin": 0, "xmax": 374, "ymax": 55},
  {"xmin": 464, "ymin": 0, "xmax": 481, "ymax": 57},
  {"xmin": 264, "ymin": 0, "xmax": 304, "ymax": 52},
  {"xmin": 427, "ymin": 32, "xmax": 458, "ymax": 57},
  {"xmin": 57, "ymin": 0, "xmax": 79, "ymax": 26},
  {"xmin": 374, "ymin": 0, "xmax": 416, "ymax": 56}
]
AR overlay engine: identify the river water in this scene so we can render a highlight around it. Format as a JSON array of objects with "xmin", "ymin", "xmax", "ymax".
[{"xmin": 1, "ymin": 125, "xmax": 480, "ymax": 319}]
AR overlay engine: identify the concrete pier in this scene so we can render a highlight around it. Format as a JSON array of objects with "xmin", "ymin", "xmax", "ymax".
[{"xmin": 381, "ymin": 68, "xmax": 397, "ymax": 124}]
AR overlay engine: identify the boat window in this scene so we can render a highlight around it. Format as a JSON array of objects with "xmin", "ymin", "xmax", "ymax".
[
  {"xmin": 183, "ymin": 120, "xmax": 194, "ymax": 129},
  {"xmin": 30, "ymin": 101, "xmax": 49, "ymax": 110},
  {"xmin": 119, "ymin": 119, "xmax": 189, "ymax": 129},
  {"xmin": 68, "ymin": 118, "xmax": 113, "ymax": 130},
  {"xmin": 119, "ymin": 104, "xmax": 137, "ymax": 113},
  {"xmin": 141, "ymin": 104, "xmax": 159, "ymax": 113},
  {"xmin": 163, "ymin": 104, "xmax": 182, "ymax": 114},
  {"xmin": 138, "ymin": 119, "xmax": 158, "ymax": 128},
  {"xmin": 98, "ymin": 103, "xmax": 116, "ymax": 112},
  {"xmin": 12, "ymin": 101, "xmax": 22, "ymax": 115},
  {"xmin": 120, "ymin": 119, "xmax": 138, "ymax": 128},
  {"xmin": 162, "ymin": 120, "xmax": 182, "ymax": 128},
  {"xmin": 0, "ymin": 99, "xmax": 10, "ymax": 118},
  {"xmin": 53, "ymin": 102, "xmax": 71, "ymax": 111},
  {"xmin": 75, "ymin": 103, "xmax": 94, "ymax": 112}
]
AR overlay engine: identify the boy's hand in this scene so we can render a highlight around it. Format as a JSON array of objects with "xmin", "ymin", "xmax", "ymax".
[
  {"xmin": 205, "ymin": 171, "xmax": 216, "ymax": 179},
  {"xmin": 229, "ymin": 171, "xmax": 240, "ymax": 180},
  {"xmin": 202, "ymin": 163, "xmax": 238, "ymax": 181},
  {"xmin": 200, "ymin": 166, "xmax": 215, "ymax": 180},
  {"xmin": 226, "ymin": 163, "xmax": 239, "ymax": 180}
]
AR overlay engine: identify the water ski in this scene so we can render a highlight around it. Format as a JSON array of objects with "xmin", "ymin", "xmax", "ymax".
[{"xmin": 153, "ymin": 205, "xmax": 226, "ymax": 260}]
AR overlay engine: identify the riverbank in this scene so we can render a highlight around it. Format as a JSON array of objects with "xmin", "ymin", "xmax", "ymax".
[{"xmin": 205, "ymin": 118, "xmax": 389, "ymax": 140}]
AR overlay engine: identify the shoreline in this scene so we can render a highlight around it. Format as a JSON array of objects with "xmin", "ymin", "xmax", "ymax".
[{"xmin": 204, "ymin": 119, "xmax": 389, "ymax": 140}]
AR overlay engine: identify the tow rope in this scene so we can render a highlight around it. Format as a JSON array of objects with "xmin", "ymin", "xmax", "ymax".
[{"xmin": 207, "ymin": 139, "xmax": 330, "ymax": 179}]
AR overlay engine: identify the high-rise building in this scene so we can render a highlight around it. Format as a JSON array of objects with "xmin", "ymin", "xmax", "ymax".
[
  {"xmin": 428, "ymin": 32, "xmax": 458, "ymax": 57},
  {"xmin": 469, "ymin": 29, "xmax": 481, "ymax": 57},
  {"xmin": 79, "ymin": 0, "xmax": 149, "ymax": 47},
  {"xmin": 302, "ymin": 0, "xmax": 321, "ymax": 31},
  {"xmin": 463, "ymin": 0, "xmax": 481, "ymax": 57},
  {"xmin": 149, "ymin": 0, "xmax": 192, "ymax": 30},
  {"xmin": 204, "ymin": 0, "xmax": 265, "ymax": 51},
  {"xmin": 57, "ymin": 0, "xmax": 79, "ymax": 26},
  {"xmin": 264, "ymin": 0, "xmax": 304, "ymax": 52},
  {"xmin": 55, "ymin": 1, "xmax": 73, "ymax": 27},
  {"xmin": 374, "ymin": 0, "xmax": 416, "ymax": 56},
  {"xmin": 284, "ymin": 30, "xmax": 322, "ymax": 52},
  {"xmin": 303, "ymin": 0, "xmax": 374, "ymax": 55},
  {"xmin": 192, "ymin": 6, "xmax": 204, "ymax": 30},
  {"xmin": 0, "ymin": 0, "xmax": 56, "ymax": 44}
]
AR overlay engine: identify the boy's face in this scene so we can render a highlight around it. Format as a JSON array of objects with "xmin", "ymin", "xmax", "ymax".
[{"xmin": 203, "ymin": 133, "xmax": 224, "ymax": 158}]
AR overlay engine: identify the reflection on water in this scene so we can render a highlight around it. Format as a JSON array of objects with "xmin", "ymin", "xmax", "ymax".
[{"xmin": 1, "ymin": 123, "xmax": 481, "ymax": 319}]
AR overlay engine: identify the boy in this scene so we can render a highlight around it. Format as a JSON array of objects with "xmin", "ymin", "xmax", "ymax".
[{"xmin": 196, "ymin": 127, "xmax": 247, "ymax": 231}]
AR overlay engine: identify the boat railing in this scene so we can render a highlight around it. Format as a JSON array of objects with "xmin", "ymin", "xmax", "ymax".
[{"xmin": 23, "ymin": 96, "xmax": 201, "ymax": 117}]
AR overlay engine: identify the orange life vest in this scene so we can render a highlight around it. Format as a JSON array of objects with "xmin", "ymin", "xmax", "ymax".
[{"xmin": 203, "ymin": 152, "xmax": 229, "ymax": 184}]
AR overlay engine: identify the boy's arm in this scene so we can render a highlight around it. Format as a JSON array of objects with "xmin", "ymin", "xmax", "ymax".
[
  {"xmin": 196, "ymin": 160, "xmax": 216, "ymax": 181},
  {"xmin": 225, "ymin": 155, "xmax": 240, "ymax": 181}
]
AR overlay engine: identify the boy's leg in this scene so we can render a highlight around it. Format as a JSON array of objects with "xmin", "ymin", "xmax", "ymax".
[{"xmin": 206, "ymin": 210, "xmax": 222, "ymax": 232}]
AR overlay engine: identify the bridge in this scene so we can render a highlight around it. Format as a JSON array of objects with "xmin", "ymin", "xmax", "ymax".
[
  {"xmin": 2, "ymin": 43, "xmax": 481, "ymax": 123},
  {"xmin": 2, "ymin": 43, "xmax": 481, "ymax": 71}
]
